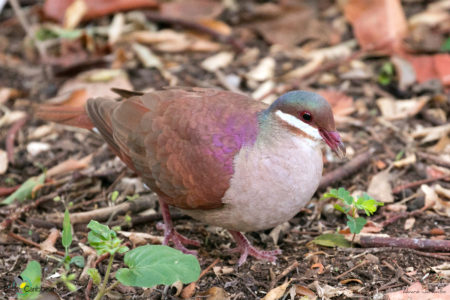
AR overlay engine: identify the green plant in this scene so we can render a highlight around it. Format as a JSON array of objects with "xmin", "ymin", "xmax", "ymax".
[
  {"xmin": 87, "ymin": 220, "xmax": 201, "ymax": 300},
  {"xmin": 17, "ymin": 261, "xmax": 41, "ymax": 300},
  {"xmin": 378, "ymin": 61, "xmax": 395, "ymax": 86},
  {"xmin": 318, "ymin": 187, "xmax": 384, "ymax": 245}
]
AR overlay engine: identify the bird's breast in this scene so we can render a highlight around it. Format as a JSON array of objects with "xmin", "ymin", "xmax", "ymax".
[{"xmin": 182, "ymin": 135, "xmax": 323, "ymax": 232}]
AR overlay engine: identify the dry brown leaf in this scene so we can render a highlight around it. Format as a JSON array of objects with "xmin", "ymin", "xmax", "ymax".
[
  {"xmin": 262, "ymin": 281, "xmax": 290, "ymax": 300},
  {"xmin": 47, "ymin": 154, "xmax": 93, "ymax": 178},
  {"xmin": 201, "ymin": 52, "xmax": 234, "ymax": 72},
  {"xmin": 310, "ymin": 263, "xmax": 324, "ymax": 274},
  {"xmin": 195, "ymin": 287, "xmax": 229, "ymax": 300},
  {"xmin": 160, "ymin": 0, "xmax": 224, "ymax": 21},
  {"xmin": 198, "ymin": 19, "xmax": 232, "ymax": 36},
  {"xmin": 0, "ymin": 149, "xmax": 7, "ymax": 175},
  {"xmin": 404, "ymin": 217, "xmax": 415, "ymax": 230},
  {"xmin": 367, "ymin": 170, "xmax": 394, "ymax": 203},
  {"xmin": 294, "ymin": 284, "xmax": 316, "ymax": 298},
  {"xmin": 64, "ymin": 0, "xmax": 87, "ymax": 29},
  {"xmin": 405, "ymin": 54, "xmax": 450, "ymax": 87},
  {"xmin": 376, "ymin": 97, "xmax": 429, "ymax": 120},
  {"xmin": 393, "ymin": 154, "xmax": 417, "ymax": 168},
  {"xmin": 40, "ymin": 228, "xmax": 60, "ymax": 254},
  {"xmin": 246, "ymin": 57, "xmax": 275, "ymax": 82},
  {"xmin": 118, "ymin": 231, "xmax": 164, "ymax": 245},
  {"xmin": 318, "ymin": 90, "xmax": 355, "ymax": 117},
  {"xmin": 431, "ymin": 263, "xmax": 450, "ymax": 280},
  {"xmin": 339, "ymin": 278, "xmax": 363, "ymax": 285},
  {"xmin": 43, "ymin": 0, "xmax": 158, "ymax": 24},
  {"xmin": 313, "ymin": 281, "xmax": 353, "ymax": 298},
  {"xmin": 58, "ymin": 69, "xmax": 133, "ymax": 99},
  {"xmin": 412, "ymin": 123, "xmax": 450, "ymax": 144},
  {"xmin": 343, "ymin": 0, "xmax": 407, "ymax": 54}
]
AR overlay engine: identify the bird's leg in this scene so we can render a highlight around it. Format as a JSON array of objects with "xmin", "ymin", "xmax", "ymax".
[
  {"xmin": 228, "ymin": 231, "xmax": 282, "ymax": 266},
  {"xmin": 157, "ymin": 197, "xmax": 200, "ymax": 255}
]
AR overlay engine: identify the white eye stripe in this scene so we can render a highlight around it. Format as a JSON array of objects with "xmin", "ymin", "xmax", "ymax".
[{"xmin": 275, "ymin": 110, "xmax": 322, "ymax": 140}]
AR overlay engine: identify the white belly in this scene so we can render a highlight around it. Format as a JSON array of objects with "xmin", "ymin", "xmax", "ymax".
[{"xmin": 183, "ymin": 135, "xmax": 323, "ymax": 232}]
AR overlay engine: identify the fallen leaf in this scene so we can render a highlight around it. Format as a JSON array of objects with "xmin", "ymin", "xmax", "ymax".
[
  {"xmin": 47, "ymin": 154, "xmax": 93, "ymax": 178},
  {"xmin": 339, "ymin": 278, "xmax": 363, "ymax": 285},
  {"xmin": 43, "ymin": 0, "xmax": 158, "ymax": 24},
  {"xmin": 40, "ymin": 228, "xmax": 60, "ymax": 254},
  {"xmin": 293, "ymin": 284, "xmax": 316, "ymax": 298},
  {"xmin": 313, "ymin": 281, "xmax": 353, "ymax": 298},
  {"xmin": 368, "ymin": 170, "xmax": 394, "ymax": 203},
  {"xmin": 394, "ymin": 154, "xmax": 417, "ymax": 168},
  {"xmin": 64, "ymin": 0, "xmax": 87, "ymax": 29},
  {"xmin": 0, "ymin": 149, "xmax": 7, "ymax": 175},
  {"xmin": 262, "ymin": 280, "xmax": 290, "ymax": 300},
  {"xmin": 431, "ymin": 263, "xmax": 450, "ymax": 280},
  {"xmin": 310, "ymin": 263, "xmax": 324, "ymax": 274},
  {"xmin": 376, "ymin": 97, "xmax": 429, "ymax": 120},
  {"xmin": 118, "ymin": 231, "xmax": 164, "ymax": 245},
  {"xmin": 343, "ymin": 0, "xmax": 407, "ymax": 54},
  {"xmin": 269, "ymin": 222, "xmax": 290, "ymax": 245},
  {"xmin": 246, "ymin": 57, "xmax": 276, "ymax": 82},
  {"xmin": 195, "ymin": 287, "xmax": 229, "ymax": 300},
  {"xmin": 160, "ymin": 0, "xmax": 224, "ymax": 21},
  {"xmin": 391, "ymin": 56, "xmax": 416, "ymax": 91},
  {"xmin": 312, "ymin": 233, "xmax": 351, "ymax": 248},
  {"xmin": 404, "ymin": 217, "xmax": 415, "ymax": 230},
  {"xmin": 318, "ymin": 90, "xmax": 355, "ymax": 117},
  {"xmin": 412, "ymin": 123, "xmax": 450, "ymax": 144},
  {"xmin": 213, "ymin": 266, "xmax": 234, "ymax": 276},
  {"xmin": 27, "ymin": 142, "xmax": 51, "ymax": 157},
  {"xmin": 1, "ymin": 173, "xmax": 46, "ymax": 205},
  {"xmin": 28, "ymin": 124, "xmax": 56, "ymax": 140},
  {"xmin": 200, "ymin": 52, "xmax": 234, "ymax": 72},
  {"xmin": 405, "ymin": 54, "xmax": 450, "ymax": 87}
]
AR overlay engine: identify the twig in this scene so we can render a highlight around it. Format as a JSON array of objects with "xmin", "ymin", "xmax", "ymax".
[
  {"xmin": 6, "ymin": 115, "xmax": 27, "ymax": 164},
  {"xmin": 360, "ymin": 236, "xmax": 450, "ymax": 252},
  {"xmin": 392, "ymin": 175, "xmax": 450, "ymax": 194},
  {"xmin": 381, "ymin": 260, "xmax": 412, "ymax": 285},
  {"xmin": 7, "ymin": 0, "xmax": 45, "ymax": 58},
  {"xmin": 7, "ymin": 231, "xmax": 66, "ymax": 256},
  {"xmin": 270, "ymin": 261, "xmax": 299, "ymax": 289},
  {"xmin": 381, "ymin": 200, "xmax": 434, "ymax": 227},
  {"xmin": 0, "ymin": 185, "xmax": 20, "ymax": 197},
  {"xmin": 318, "ymin": 149, "xmax": 375, "ymax": 190},
  {"xmin": 144, "ymin": 11, "xmax": 245, "ymax": 52},
  {"xmin": 417, "ymin": 152, "xmax": 450, "ymax": 169},
  {"xmin": 335, "ymin": 260, "xmax": 368, "ymax": 280},
  {"xmin": 339, "ymin": 247, "xmax": 450, "ymax": 261},
  {"xmin": 49, "ymin": 195, "xmax": 155, "ymax": 224}
]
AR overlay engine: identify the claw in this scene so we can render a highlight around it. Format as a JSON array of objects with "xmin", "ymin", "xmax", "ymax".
[{"xmin": 228, "ymin": 231, "xmax": 282, "ymax": 266}]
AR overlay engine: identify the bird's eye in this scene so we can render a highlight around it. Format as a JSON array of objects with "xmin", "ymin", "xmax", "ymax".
[{"xmin": 301, "ymin": 111, "xmax": 312, "ymax": 122}]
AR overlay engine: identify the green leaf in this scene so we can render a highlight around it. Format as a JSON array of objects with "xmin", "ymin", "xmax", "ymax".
[
  {"xmin": 312, "ymin": 233, "xmax": 351, "ymax": 248},
  {"xmin": 441, "ymin": 37, "xmax": 450, "ymax": 52},
  {"xmin": 87, "ymin": 268, "xmax": 101, "ymax": 286},
  {"xmin": 322, "ymin": 187, "xmax": 353, "ymax": 205},
  {"xmin": 333, "ymin": 204, "xmax": 348, "ymax": 214},
  {"xmin": 35, "ymin": 26, "xmax": 82, "ymax": 41},
  {"xmin": 62, "ymin": 208, "xmax": 72, "ymax": 251},
  {"xmin": 70, "ymin": 256, "xmax": 85, "ymax": 268},
  {"xmin": 87, "ymin": 220, "xmax": 126, "ymax": 255},
  {"xmin": 1, "ymin": 173, "xmax": 45, "ymax": 205},
  {"xmin": 355, "ymin": 194, "xmax": 384, "ymax": 216},
  {"xmin": 18, "ymin": 261, "xmax": 41, "ymax": 300},
  {"xmin": 111, "ymin": 191, "xmax": 119, "ymax": 202},
  {"xmin": 347, "ymin": 216, "xmax": 367, "ymax": 234},
  {"xmin": 116, "ymin": 245, "xmax": 201, "ymax": 287},
  {"xmin": 378, "ymin": 62, "xmax": 395, "ymax": 86}
]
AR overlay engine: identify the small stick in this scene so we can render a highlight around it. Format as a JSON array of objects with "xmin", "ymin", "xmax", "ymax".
[
  {"xmin": 360, "ymin": 236, "xmax": 450, "ymax": 252},
  {"xmin": 6, "ymin": 115, "xmax": 27, "ymax": 164},
  {"xmin": 318, "ymin": 149, "xmax": 374, "ymax": 190},
  {"xmin": 335, "ymin": 260, "xmax": 368, "ymax": 280},
  {"xmin": 144, "ymin": 12, "xmax": 245, "ymax": 52},
  {"xmin": 417, "ymin": 152, "xmax": 450, "ymax": 169},
  {"xmin": 381, "ymin": 200, "xmax": 434, "ymax": 227},
  {"xmin": 7, "ymin": 231, "xmax": 66, "ymax": 257},
  {"xmin": 382, "ymin": 260, "xmax": 412, "ymax": 285},
  {"xmin": 270, "ymin": 261, "xmax": 299, "ymax": 289},
  {"xmin": 392, "ymin": 175, "xmax": 450, "ymax": 194}
]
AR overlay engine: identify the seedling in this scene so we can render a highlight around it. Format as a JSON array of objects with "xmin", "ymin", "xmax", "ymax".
[
  {"xmin": 87, "ymin": 220, "xmax": 200, "ymax": 300},
  {"xmin": 319, "ymin": 187, "xmax": 384, "ymax": 245}
]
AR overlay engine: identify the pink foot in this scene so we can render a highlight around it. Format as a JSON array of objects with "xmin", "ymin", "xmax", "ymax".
[
  {"xmin": 158, "ymin": 198, "xmax": 200, "ymax": 255},
  {"xmin": 229, "ymin": 231, "xmax": 282, "ymax": 266}
]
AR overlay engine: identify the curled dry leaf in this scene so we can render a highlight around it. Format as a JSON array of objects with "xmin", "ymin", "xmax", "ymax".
[
  {"xmin": 367, "ymin": 169, "xmax": 394, "ymax": 203},
  {"xmin": 339, "ymin": 278, "xmax": 363, "ymax": 285},
  {"xmin": 0, "ymin": 149, "xmax": 7, "ymax": 175},
  {"xmin": 160, "ymin": 0, "xmax": 224, "ymax": 21},
  {"xmin": 310, "ymin": 263, "xmax": 324, "ymax": 274},
  {"xmin": 64, "ymin": 0, "xmax": 87, "ymax": 29},
  {"xmin": 213, "ymin": 266, "xmax": 234, "ymax": 276},
  {"xmin": 200, "ymin": 52, "xmax": 234, "ymax": 72},
  {"xmin": 313, "ymin": 281, "xmax": 353, "ymax": 298},
  {"xmin": 293, "ymin": 284, "xmax": 316, "ymax": 298},
  {"xmin": 118, "ymin": 231, "xmax": 164, "ymax": 245},
  {"xmin": 262, "ymin": 280, "xmax": 290, "ymax": 300},
  {"xmin": 46, "ymin": 154, "xmax": 93, "ymax": 178},
  {"xmin": 376, "ymin": 97, "xmax": 429, "ymax": 120},
  {"xmin": 194, "ymin": 287, "xmax": 229, "ymax": 300},
  {"xmin": 412, "ymin": 123, "xmax": 450, "ymax": 144},
  {"xmin": 246, "ymin": 57, "xmax": 276, "ymax": 82},
  {"xmin": 43, "ymin": 0, "xmax": 158, "ymax": 24},
  {"xmin": 343, "ymin": 0, "xmax": 407, "ymax": 54},
  {"xmin": 40, "ymin": 228, "xmax": 60, "ymax": 254}
]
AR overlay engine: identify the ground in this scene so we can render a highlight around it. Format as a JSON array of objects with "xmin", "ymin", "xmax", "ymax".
[{"xmin": 0, "ymin": 0, "xmax": 449, "ymax": 299}]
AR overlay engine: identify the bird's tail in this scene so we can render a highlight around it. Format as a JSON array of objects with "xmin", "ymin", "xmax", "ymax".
[{"xmin": 35, "ymin": 89, "xmax": 94, "ymax": 129}]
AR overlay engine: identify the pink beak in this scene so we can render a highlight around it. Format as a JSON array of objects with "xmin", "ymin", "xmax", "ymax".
[{"xmin": 319, "ymin": 129, "xmax": 346, "ymax": 158}]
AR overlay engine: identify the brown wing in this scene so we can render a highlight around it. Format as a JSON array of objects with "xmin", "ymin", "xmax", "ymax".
[{"xmin": 86, "ymin": 88, "xmax": 267, "ymax": 210}]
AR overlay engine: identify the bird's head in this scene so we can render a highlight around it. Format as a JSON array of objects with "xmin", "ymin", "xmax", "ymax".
[{"xmin": 267, "ymin": 91, "xmax": 345, "ymax": 158}]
